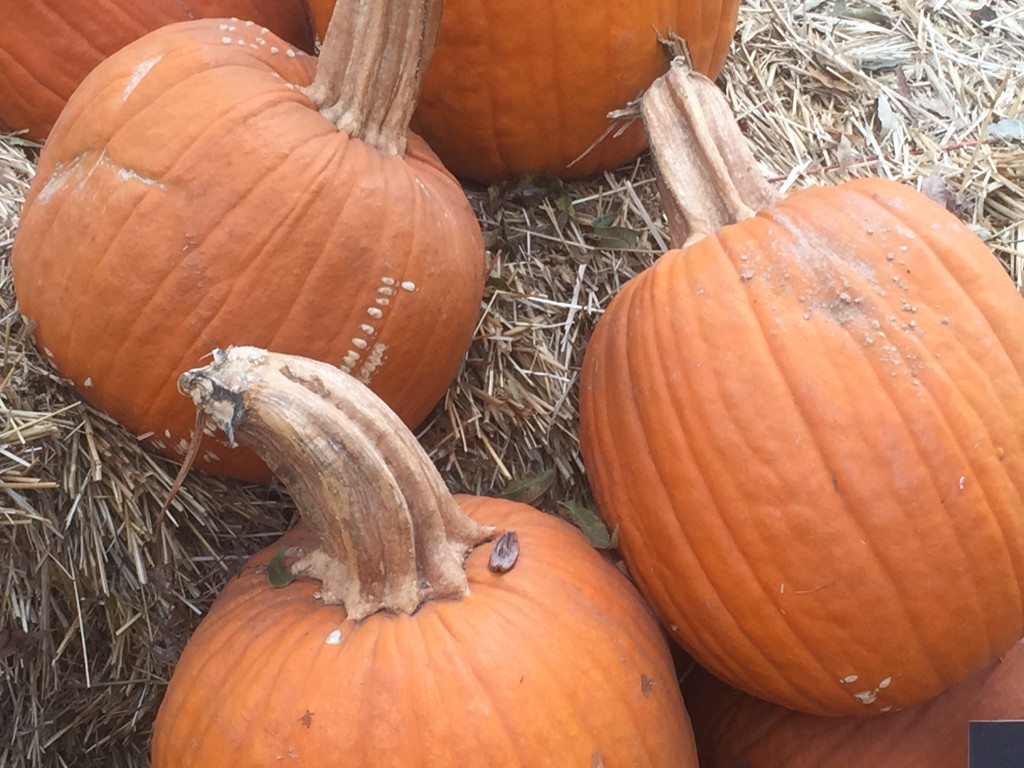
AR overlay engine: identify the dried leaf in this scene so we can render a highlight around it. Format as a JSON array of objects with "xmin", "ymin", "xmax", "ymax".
[
  {"xmin": 987, "ymin": 118, "xmax": 1024, "ymax": 141},
  {"xmin": 562, "ymin": 501, "xmax": 617, "ymax": 549},
  {"xmin": 499, "ymin": 467, "xmax": 555, "ymax": 505},
  {"xmin": 0, "ymin": 629, "xmax": 46, "ymax": 660}
]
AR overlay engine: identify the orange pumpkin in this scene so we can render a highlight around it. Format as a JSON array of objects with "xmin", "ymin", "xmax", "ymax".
[
  {"xmin": 12, "ymin": 0, "xmax": 485, "ymax": 481},
  {"xmin": 151, "ymin": 347, "xmax": 700, "ymax": 767},
  {"xmin": 0, "ymin": 0, "xmax": 316, "ymax": 142},
  {"xmin": 683, "ymin": 640, "xmax": 1024, "ymax": 767},
  {"xmin": 579, "ymin": 63, "xmax": 1024, "ymax": 716},
  {"xmin": 310, "ymin": 0, "xmax": 740, "ymax": 182}
]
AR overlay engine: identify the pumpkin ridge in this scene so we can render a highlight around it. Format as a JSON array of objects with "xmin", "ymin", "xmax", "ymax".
[
  {"xmin": 620, "ymin": 263, "xmax": 842, "ymax": 709},
  {"xmin": 720, "ymin": 210, "xmax": 966, "ymax": 689},
  {"xmin": 852, "ymin": 182, "xmax": 1024, "ymax": 393},
  {"xmin": 774, "ymin": 186, "xmax": 1024, "ymax": 644},
  {"xmin": 183, "ymin": 594, "xmax": 306, "ymax": 751},
  {"xmin": 422, "ymin": 605, "xmax": 528, "ymax": 765},
  {"xmin": 122, "ymin": 130, "xmax": 356, "ymax": 426},
  {"xmin": 254, "ymin": 141, "xmax": 363, "ymax": 355},
  {"xmin": 743, "ymin": 197, "xmax": 1006, "ymax": 680},
  {"xmin": 649, "ymin": 247, "xmax": 884, "ymax": 710}
]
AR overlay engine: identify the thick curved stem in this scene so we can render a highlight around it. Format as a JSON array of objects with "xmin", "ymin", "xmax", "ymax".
[
  {"xmin": 303, "ymin": 0, "xmax": 441, "ymax": 155},
  {"xmin": 641, "ymin": 60, "xmax": 781, "ymax": 248},
  {"xmin": 179, "ymin": 347, "xmax": 493, "ymax": 621}
]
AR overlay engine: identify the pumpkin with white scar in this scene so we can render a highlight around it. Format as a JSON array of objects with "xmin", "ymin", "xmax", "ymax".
[{"xmin": 11, "ymin": 0, "xmax": 485, "ymax": 482}]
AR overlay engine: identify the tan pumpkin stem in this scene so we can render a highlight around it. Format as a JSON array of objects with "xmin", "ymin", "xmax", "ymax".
[
  {"xmin": 641, "ymin": 59, "xmax": 781, "ymax": 248},
  {"xmin": 303, "ymin": 0, "xmax": 440, "ymax": 155},
  {"xmin": 178, "ymin": 347, "xmax": 493, "ymax": 621}
]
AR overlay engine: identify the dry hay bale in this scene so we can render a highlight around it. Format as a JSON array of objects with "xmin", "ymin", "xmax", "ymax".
[{"xmin": 1, "ymin": 0, "xmax": 1022, "ymax": 763}]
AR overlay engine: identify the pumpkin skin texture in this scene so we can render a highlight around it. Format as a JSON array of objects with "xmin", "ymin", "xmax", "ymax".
[
  {"xmin": 0, "ymin": 0, "xmax": 316, "ymax": 142},
  {"xmin": 152, "ymin": 500, "xmax": 698, "ymax": 767},
  {"xmin": 306, "ymin": 0, "xmax": 739, "ymax": 183},
  {"xmin": 682, "ymin": 640, "xmax": 1024, "ymax": 768},
  {"xmin": 11, "ymin": 20, "xmax": 486, "ymax": 481},
  {"xmin": 152, "ymin": 348, "xmax": 700, "ymax": 768},
  {"xmin": 579, "ymin": 70, "xmax": 1024, "ymax": 716}
]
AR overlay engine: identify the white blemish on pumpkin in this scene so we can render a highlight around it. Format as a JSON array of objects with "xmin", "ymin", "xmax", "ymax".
[
  {"xmin": 340, "ymin": 350, "xmax": 360, "ymax": 372},
  {"xmin": 377, "ymin": 286, "xmax": 395, "ymax": 296},
  {"xmin": 286, "ymin": 49, "xmax": 296, "ymax": 58},
  {"xmin": 401, "ymin": 281, "xmax": 416, "ymax": 292},
  {"xmin": 360, "ymin": 324, "xmax": 376, "ymax": 336},
  {"xmin": 375, "ymin": 297, "xmax": 390, "ymax": 306},
  {"xmin": 878, "ymin": 676, "xmax": 892, "ymax": 689},
  {"xmin": 84, "ymin": 377, "xmax": 93, "ymax": 388},
  {"xmin": 351, "ymin": 338, "xmax": 368, "ymax": 350},
  {"xmin": 380, "ymin": 276, "xmax": 396, "ymax": 286},
  {"xmin": 357, "ymin": 343, "xmax": 388, "ymax": 384},
  {"xmin": 244, "ymin": 20, "xmax": 254, "ymax": 26},
  {"xmin": 221, "ymin": 36, "xmax": 232, "ymax": 44},
  {"xmin": 227, "ymin": 24, "xmax": 237, "ymax": 31},
  {"xmin": 325, "ymin": 629, "xmax": 343, "ymax": 645},
  {"xmin": 367, "ymin": 307, "xmax": 383, "ymax": 319},
  {"xmin": 219, "ymin": 23, "xmax": 229, "ymax": 30},
  {"xmin": 175, "ymin": 439, "xmax": 190, "ymax": 456},
  {"xmin": 853, "ymin": 690, "xmax": 878, "ymax": 705},
  {"xmin": 123, "ymin": 55, "xmax": 163, "ymax": 101},
  {"xmin": 261, "ymin": 27, "xmax": 269, "ymax": 34},
  {"xmin": 202, "ymin": 451, "xmax": 220, "ymax": 463},
  {"xmin": 840, "ymin": 674, "xmax": 858, "ymax": 684},
  {"xmin": 880, "ymin": 706, "xmax": 892, "ymax": 712},
  {"xmin": 669, "ymin": 624, "xmax": 678, "ymax": 632},
  {"xmin": 164, "ymin": 429, "xmax": 171, "ymax": 439},
  {"xmin": 959, "ymin": 476, "xmax": 966, "ymax": 490},
  {"xmin": 237, "ymin": 40, "xmax": 246, "ymax": 46},
  {"xmin": 116, "ymin": 167, "xmax": 166, "ymax": 189},
  {"xmin": 255, "ymin": 37, "xmax": 265, "ymax": 45},
  {"xmin": 270, "ymin": 46, "xmax": 279, "ymax": 55}
]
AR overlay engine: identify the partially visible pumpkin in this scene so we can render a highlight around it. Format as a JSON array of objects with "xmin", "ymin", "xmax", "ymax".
[
  {"xmin": 12, "ymin": 0, "xmax": 485, "ymax": 481},
  {"xmin": 579, "ymin": 63, "xmax": 1024, "ymax": 716},
  {"xmin": 0, "ymin": 0, "xmax": 316, "ymax": 142},
  {"xmin": 151, "ymin": 347, "xmax": 700, "ymax": 767},
  {"xmin": 683, "ymin": 640, "xmax": 1024, "ymax": 767},
  {"xmin": 310, "ymin": 0, "xmax": 740, "ymax": 182}
]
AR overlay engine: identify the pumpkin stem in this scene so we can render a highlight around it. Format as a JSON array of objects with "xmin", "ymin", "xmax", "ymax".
[
  {"xmin": 302, "ymin": 0, "xmax": 440, "ymax": 155},
  {"xmin": 178, "ymin": 347, "xmax": 494, "ymax": 621},
  {"xmin": 641, "ymin": 59, "xmax": 781, "ymax": 247}
]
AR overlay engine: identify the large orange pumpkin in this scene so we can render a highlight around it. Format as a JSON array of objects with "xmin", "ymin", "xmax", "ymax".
[
  {"xmin": 579, "ymin": 63, "xmax": 1024, "ymax": 716},
  {"xmin": 310, "ymin": 0, "xmax": 740, "ymax": 182},
  {"xmin": 12, "ymin": 0, "xmax": 485, "ymax": 481},
  {"xmin": 151, "ymin": 347, "xmax": 700, "ymax": 767},
  {"xmin": 0, "ymin": 0, "xmax": 316, "ymax": 142},
  {"xmin": 683, "ymin": 640, "xmax": 1024, "ymax": 767}
]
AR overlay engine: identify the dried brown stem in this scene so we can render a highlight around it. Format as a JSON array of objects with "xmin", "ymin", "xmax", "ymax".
[
  {"xmin": 178, "ymin": 347, "xmax": 493, "ymax": 621},
  {"xmin": 303, "ymin": 0, "xmax": 441, "ymax": 155},
  {"xmin": 642, "ymin": 60, "xmax": 781, "ymax": 247}
]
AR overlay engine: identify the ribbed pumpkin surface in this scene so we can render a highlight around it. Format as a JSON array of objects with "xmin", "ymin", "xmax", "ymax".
[
  {"xmin": 407, "ymin": 0, "xmax": 740, "ymax": 182},
  {"xmin": 152, "ymin": 496, "xmax": 699, "ymax": 767},
  {"xmin": 0, "ymin": 0, "xmax": 315, "ymax": 141},
  {"xmin": 684, "ymin": 640, "xmax": 1024, "ymax": 767},
  {"xmin": 12, "ymin": 20, "xmax": 486, "ymax": 481},
  {"xmin": 580, "ymin": 177, "xmax": 1024, "ymax": 715}
]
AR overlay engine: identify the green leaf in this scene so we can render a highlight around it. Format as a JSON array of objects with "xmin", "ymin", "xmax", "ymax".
[
  {"xmin": 499, "ymin": 468, "xmax": 556, "ymax": 505},
  {"xmin": 267, "ymin": 547, "xmax": 297, "ymax": 589},
  {"xmin": 591, "ymin": 225, "xmax": 639, "ymax": 250},
  {"xmin": 562, "ymin": 501, "xmax": 617, "ymax": 549}
]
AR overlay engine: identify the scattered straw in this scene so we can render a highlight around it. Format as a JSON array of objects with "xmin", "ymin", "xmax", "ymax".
[{"xmin": 1, "ymin": 0, "xmax": 1022, "ymax": 763}]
